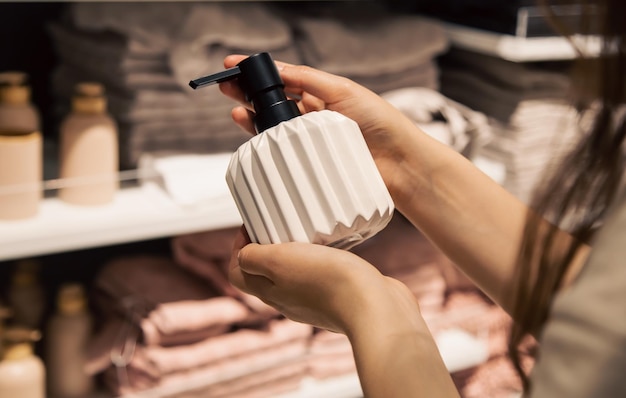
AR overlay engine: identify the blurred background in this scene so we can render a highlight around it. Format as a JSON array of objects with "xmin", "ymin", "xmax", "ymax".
[{"xmin": 0, "ymin": 1, "xmax": 593, "ymax": 397}]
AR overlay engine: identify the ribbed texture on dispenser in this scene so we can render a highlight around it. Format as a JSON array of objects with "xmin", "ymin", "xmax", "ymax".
[{"xmin": 226, "ymin": 110, "xmax": 394, "ymax": 250}]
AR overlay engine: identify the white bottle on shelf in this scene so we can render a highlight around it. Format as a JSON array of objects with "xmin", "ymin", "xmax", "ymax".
[
  {"xmin": 0, "ymin": 327, "xmax": 45, "ymax": 398},
  {"xmin": 45, "ymin": 283, "xmax": 94, "ymax": 398},
  {"xmin": 58, "ymin": 82, "xmax": 119, "ymax": 206},
  {"xmin": 190, "ymin": 52, "xmax": 394, "ymax": 250},
  {"xmin": 7, "ymin": 259, "xmax": 45, "ymax": 329}
]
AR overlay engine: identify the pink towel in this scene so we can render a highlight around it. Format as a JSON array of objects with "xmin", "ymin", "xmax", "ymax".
[
  {"xmin": 131, "ymin": 319, "xmax": 312, "ymax": 377},
  {"xmin": 306, "ymin": 329, "xmax": 356, "ymax": 380},
  {"xmin": 94, "ymin": 255, "xmax": 253, "ymax": 345},
  {"xmin": 171, "ymin": 228, "xmax": 281, "ymax": 318},
  {"xmin": 106, "ymin": 337, "xmax": 309, "ymax": 394}
]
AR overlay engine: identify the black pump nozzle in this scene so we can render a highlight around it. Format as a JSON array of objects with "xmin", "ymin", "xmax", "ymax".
[{"xmin": 189, "ymin": 52, "xmax": 301, "ymax": 133}]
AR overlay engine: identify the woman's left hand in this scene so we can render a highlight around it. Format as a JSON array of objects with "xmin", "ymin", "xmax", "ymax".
[{"xmin": 228, "ymin": 227, "xmax": 412, "ymax": 335}]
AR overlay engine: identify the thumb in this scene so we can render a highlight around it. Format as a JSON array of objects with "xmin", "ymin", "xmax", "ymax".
[{"xmin": 236, "ymin": 243, "xmax": 277, "ymax": 279}]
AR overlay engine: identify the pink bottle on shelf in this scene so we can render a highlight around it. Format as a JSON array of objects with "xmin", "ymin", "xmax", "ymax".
[
  {"xmin": 0, "ymin": 71, "xmax": 42, "ymax": 220},
  {"xmin": 58, "ymin": 82, "xmax": 119, "ymax": 206}
]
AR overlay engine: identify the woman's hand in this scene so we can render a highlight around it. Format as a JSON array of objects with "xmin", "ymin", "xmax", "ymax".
[
  {"xmin": 219, "ymin": 54, "xmax": 418, "ymax": 200},
  {"xmin": 228, "ymin": 227, "xmax": 421, "ymax": 336},
  {"xmin": 228, "ymin": 227, "xmax": 459, "ymax": 397}
]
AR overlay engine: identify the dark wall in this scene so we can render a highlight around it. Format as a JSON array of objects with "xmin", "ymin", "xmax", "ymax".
[{"xmin": 0, "ymin": 3, "xmax": 66, "ymax": 137}]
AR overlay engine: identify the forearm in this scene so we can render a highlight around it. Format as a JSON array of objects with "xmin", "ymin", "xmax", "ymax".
[
  {"xmin": 346, "ymin": 280, "xmax": 460, "ymax": 398},
  {"xmin": 386, "ymin": 121, "xmax": 530, "ymax": 312}
]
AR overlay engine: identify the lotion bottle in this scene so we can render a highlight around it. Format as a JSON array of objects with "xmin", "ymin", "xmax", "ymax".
[
  {"xmin": 0, "ymin": 327, "xmax": 45, "ymax": 398},
  {"xmin": 0, "ymin": 129, "xmax": 42, "ymax": 220},
  {"xmin": 0, "ymin": 71, "xmax": 40, "ymax": 132},
  {"xmin": 58, "ymin": 82, "xmax": 118, "ymax": 206},
  {"xmin": 45, "ymin": 283, "xmax": 94, "ymax": 398},
  {"xmin": 190, "ymin": 52, "xmax": 394, "ymax": 249}
]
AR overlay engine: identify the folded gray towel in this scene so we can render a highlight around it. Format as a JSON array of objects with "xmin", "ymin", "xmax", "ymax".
[
  {"xmin": 48, "ymin": 22, "xmax": 167, "ymax": 64},
  {"xmin": 354, "ymin": 61, "xmax": 440, "ymax": 94},
  {"xmin": 169, "ymin": 3, "xmax": 299, "ymax": 89},
  {"xmin": 292, "ymin": 14, "xmax": 448, "ymax": 77},
  {"xmin": 68, "ymin": 2, "xmax": 193, "ymax": 52},
  {"xmin": 441, "ymin": 49, "xmax": 572, "ymax": 93}
]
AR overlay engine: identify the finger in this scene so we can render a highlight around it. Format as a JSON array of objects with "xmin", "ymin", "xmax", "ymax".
[
  {"xmin": 218, "ymin": 80, "xmax": 251, "ymax": 110},
  {"xmin": 280, "ymin": 64, "xmax": 349, "ymax": 105},
  {"xmin": 224, "ymin": 54, "xmax": 249, "ymax": 69},
  {"xmin": 229, "ymin": 266, "xmax": 275, "ymax": 298},
  {"xmin": 300, "ymin": 92, "xmax": 326, "ymax": 113},
  {"xmin": 231, "ymin": 107, "xmax": 256, "ymax": 135}
]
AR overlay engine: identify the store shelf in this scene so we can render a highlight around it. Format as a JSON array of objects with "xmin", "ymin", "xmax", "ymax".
[
  {"xmin": 0, "ymin": 156, "xmax": 241, "ymax": 262},
  {"xmin": 441, "ymin": 20, "xmax": 602, "ymax": 62}
]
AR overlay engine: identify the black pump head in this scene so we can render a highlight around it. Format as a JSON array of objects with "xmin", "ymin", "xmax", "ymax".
[{"xmin": 189, "ymin": 52, "xmax": 301, "ymax": 133}]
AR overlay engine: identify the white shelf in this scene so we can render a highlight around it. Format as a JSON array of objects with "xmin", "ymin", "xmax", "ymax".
[
  {"xmin": 0, "ymin": 162, "xmax": 241, "ymax": 262},
  {"xmin": 441, "ymin": 21, "xmax": 602, "ymax": 62}
]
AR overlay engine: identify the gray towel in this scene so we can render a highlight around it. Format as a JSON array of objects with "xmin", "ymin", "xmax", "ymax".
[
  {"xmin": 292, "ymin": 14, "xmax": 448, "ymax": 77},
  {"xmin": 168, "ymin": 3, "xmax": 299, "ymax": 90},
  {"xmin": 68, "ymin": 2, "xmax": 193, "ymax": 52}
]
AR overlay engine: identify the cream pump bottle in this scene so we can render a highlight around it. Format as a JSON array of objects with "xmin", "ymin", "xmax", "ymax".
[{"xmin": 190, "ymin": 53, "xmax": 394, "ymax": 249}]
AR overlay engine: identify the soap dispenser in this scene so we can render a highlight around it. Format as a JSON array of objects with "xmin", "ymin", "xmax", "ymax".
[
  {"xmin": 0, "ymin": 327, "xmax": 45, "ymax": 398},
  {"xmin": 190, "ymin": 52, "xmax": 394, "ymax": 249}
]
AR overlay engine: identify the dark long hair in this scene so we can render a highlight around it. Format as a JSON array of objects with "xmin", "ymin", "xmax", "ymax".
[{"xmin": 509, "ymin": 0, "xmax": 626, "ymax": 392}]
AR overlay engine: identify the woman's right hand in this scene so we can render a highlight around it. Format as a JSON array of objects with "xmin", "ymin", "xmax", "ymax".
[{"xmin": 218, "ymin": 55, "xmax": 419, "ymax": 198}]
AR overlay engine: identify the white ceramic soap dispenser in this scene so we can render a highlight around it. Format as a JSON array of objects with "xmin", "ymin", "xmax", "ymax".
[{"xmin": 190, "ymin": 52, "xmax": 393, "ymax": 249}]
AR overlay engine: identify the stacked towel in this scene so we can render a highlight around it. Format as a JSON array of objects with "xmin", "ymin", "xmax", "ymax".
[
  {"xmin": 427, "ymin": 290, "xmax": 527, "ymax": 398},
  {"xmin": 381, "ymin": 87, "xmax": 493, "ymax": 158},
  {"xmin": 279, "ymin": 3, "xmax": 448, "ymax": 94},
  {"xmin": 352, "ymin": 214, "xmax": 449, "ymax": 316},
  {"xmin": 87, "ymin": 254, "xmax": 312, "ymax": 397},
  {"xmin": 171, "ymin": 227, "xmax": 281, "ymax": 317},
  {"xmin": 306, "ymin": 329, "xmax": 356, "ymax": 381},
  {"xmin": 439, "ymin": 49, "xmax": 580, "ymax": 203},
  {"xmin": 103, "ymin": 319, "xmax": 312, "ymax": 396},
  {"xmin": 49, "ymin": 2, "xmax": 302, "ymax": 168}
]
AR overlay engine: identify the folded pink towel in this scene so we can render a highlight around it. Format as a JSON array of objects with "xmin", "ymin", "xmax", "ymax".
[
  {"xmin": 171, "ymin": 228, "xmax": 280, "ymax": 318},
  {"xmin": 185, "ymin": 360, "xmax": 307, "ymax": 398},
  {"xmin": 131, "ymin": 318, "xmax": 312, "ymax": 377},
  {"xmin": 306, "ymin": 330, "xmax": 356, "ymax": 380},
  {"xmin": 94, "ymin": 255, "xmax": 253, "ymax": 346},
  {"xmin": 106, "ymin": 337, "xmax": 309, "ymax": 394}
]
